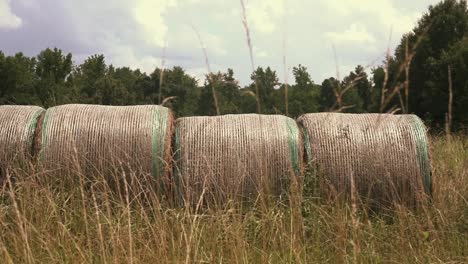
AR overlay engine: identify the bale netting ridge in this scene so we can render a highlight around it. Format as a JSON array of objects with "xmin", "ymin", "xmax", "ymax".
[
  {"xmin": 0, "ymin": 105, "xmax": 45, "ymax": 178},
  {"xmin": 175, "ymin": 114, "xmax": 303, "ymax": 205},
  {"xmin": 297, "ymin": 113, "xmax": 432, "ymax": 208},
  {"xmin": 39, "ymin": 104, "xmax": 173, "ymax": 181}
]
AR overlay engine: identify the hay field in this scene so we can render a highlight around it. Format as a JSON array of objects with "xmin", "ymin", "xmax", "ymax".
[{"xmin": 0, "ymin": 135, "xmax": 466, "ymax": 263}]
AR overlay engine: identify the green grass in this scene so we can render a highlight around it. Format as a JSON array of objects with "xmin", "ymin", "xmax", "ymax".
[{"xmin": 0, "ymin": 136, "xmax": 467, "ymax": 263}]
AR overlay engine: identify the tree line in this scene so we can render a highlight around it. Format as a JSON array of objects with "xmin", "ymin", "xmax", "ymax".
[{"xmin": 0, "ymin": 0, "xmax": 467, "ymax": 131}]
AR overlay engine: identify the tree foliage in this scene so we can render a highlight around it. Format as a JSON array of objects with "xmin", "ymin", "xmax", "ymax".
[{"xmin": 0, "ymin": 0, "xmax": 467, "ymax": 129}]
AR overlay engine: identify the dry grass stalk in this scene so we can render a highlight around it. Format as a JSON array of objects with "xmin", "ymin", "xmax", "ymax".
[
  {"xmin": 381, "ymin": 28, "xmax": 393, "ymax": 113},
  {"xmin": 39, "ymin": 104, "xmax": 173, "ymax": 182},
  {"xmin": 404, "ymin": 38, "xmax": 410, "ymax": 113},
  {"xmin": 90, "ymin": 184, "xmax": 106, "ymax": 264},
  {"xmin": 175, "ymin": 114, "xmax": 303, "ymax": 205},
  {"xmin": 446, "ymin": 65, "xmax": 453, "ymax": 137},
  {"xmin": 329, "ymin": 45, "xmax": 368, "ymax": 112},
  {"xmin": 298, "ymin": 113, "xmax": 432, "ymax": 208},
  {"xmin": 350, "ymin": 172, "xmax": 360, "ymax": 264},
  {"xmin": 159, "ymin": 42, "xmax": 167, "ymax": 105},
  {"xmin": 0, "ymin": 136, "xmax": 466, "ymax": 262},
  {"xmin": 161, "ymin": 96, "xmax": 177, "ymax": 107},
  {"xmin": 380, "ymin": 24, "xmax": 431, "ymax": 113},
  {"xmin": 5, "ymin": 172, "xmax": 34, "ymax": 264},
  {"xmin": 331, "ymin": 45, "xmax": 343, "ymax": 110},
  {"xmin": 330, "ymin": 75, "xmax": 365, "ymax": 112},
  {"xmin": 191, "ymin": 25, "xmax": 220, "ymax": 115},
  {"xmin": 78, "ymin": 169, "xmax": 92, "ymax": 260},
  {"xmin": 123, "ymin": 171, "xmax": 134, "ymax": 264},
  {"xmin": 283, "ymin": 30, "xmax": 289, "ymax": 116},
  {"xmin": 240, "ymin": 0, "xmax": 261, "ymax": 114}
]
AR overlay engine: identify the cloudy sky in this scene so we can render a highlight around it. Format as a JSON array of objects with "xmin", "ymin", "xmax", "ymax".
[{"xmin": 1, "ymin": 0, "xmax": 440, "ymax": 85}]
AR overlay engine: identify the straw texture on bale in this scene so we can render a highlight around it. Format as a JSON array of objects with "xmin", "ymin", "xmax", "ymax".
[
  {"xmin": 298, "ymin": 113, "xmax": 432, "ymax": 206},
  {"xmin": 175, "ymin": 114, "xmax": 303, "ymax": 203},
  {"xmin": 39, "ymin": 104, "xmax": 173, "ymax": 178},
  {"xmin": 0, "ymin": 105, "xmax": 45, "ymax": 175}
]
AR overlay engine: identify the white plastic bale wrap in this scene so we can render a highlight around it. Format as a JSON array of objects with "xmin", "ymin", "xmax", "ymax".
[
  {"xmin": 39, "ymin": 104, "xmax": 173, "ymax": 179},
  {"xmin": 175, "ymin": 114, "xmax": 303, "ymax": 203},
  {"xmin": 0, "ymin": 105, "xmax": 44, "ymax": 176},
  {"xmin": 298, "ymin": 113, "xmax": 432, "ymax": 207}
]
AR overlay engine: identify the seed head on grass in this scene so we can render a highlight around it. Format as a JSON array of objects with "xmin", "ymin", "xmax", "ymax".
[
  {"xmin": 191, "ymin": 25, "xmax": 220, "ymax": 115},
  {"xmin": 240, "ymin": 0, "xmax": 261, "ymax": 114}
]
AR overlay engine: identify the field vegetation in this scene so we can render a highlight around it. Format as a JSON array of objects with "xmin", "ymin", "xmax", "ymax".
[
  {"xmin": 0, "ymin": 135, "xmax": 466, "ymax": 263},
  {"xmin": 0, "ymin": 0, "xmax": 467, "ymax": 262}
]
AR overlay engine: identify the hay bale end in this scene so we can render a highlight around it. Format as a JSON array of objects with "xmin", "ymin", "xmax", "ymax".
[
  {"xmin": 297, "ymin": 113, "xmax": 432, "ymax": 207},
  {"xmin": 175, "ymin": 114, "xmax": 303, "ymax": 204},
  {"xmin": 0, "ymin": 105, "xmax": 45, "ymax": 178},
  {"xmin": 39, "ymin": 104, "xmax": 174, "ymax": 181}
]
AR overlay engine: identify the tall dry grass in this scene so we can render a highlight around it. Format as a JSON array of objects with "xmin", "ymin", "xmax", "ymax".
[{"xmin": 0, "ymin": 135, "xmax": 466, "ymax": 263}]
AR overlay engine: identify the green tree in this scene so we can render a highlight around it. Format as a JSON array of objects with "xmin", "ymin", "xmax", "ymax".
[
  {"xmin": 95, "ymin": 74, "xmax": 130, "ymax": 105},
  {"xmin": 78, "ymin": 54, "xmax": 107, "ymax": 100},
  {"xmin": 0, "ymin": 52, "xmax": 40, "ymax": 105},
  {"xmin": 111, "ymin": 67, "xmax": 148, "ymax": 104},
  {"xmin": 154, "ymin": 66, "xmax": 200, "ymax": 117},
  {"xmin": 442, "ymin": 36, "xmax": 468, "ymax": 126},
  {"xmin": 198, "ymin": 69, "xmax": 242, "ymax": 115},
  {"xmin": 35, "ymin": 48, "xmax": 73, "ymax": 107},
  {"xmin": 370, "ymin": 67, "xmax": 385, "ymax": 112},
  {"xmin": 354, "ymin": 65, "xmax": 372, "ymax": 112},
  {"xmin": 340, "ymin": 65, "xmax": 370, "ymax": 113},
  {"xmin": 288, "ymin": 64, "xmax": 320, "ymax": 117},
  {"xmin": 248, "ymin": 67, "xmax": 279, "ymax": 114},
  {"xmin": 320, "ymin": 77, "xmax": 339, "ymax": 111},
  {"xmin": 393, "ymin": 0, "xmax": 468, "ymax": 126}
]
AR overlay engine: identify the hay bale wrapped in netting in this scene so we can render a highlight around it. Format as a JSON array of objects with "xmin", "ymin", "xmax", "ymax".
[
  {"xmin": 297, "ymin": 113, "xmax": 432, "ymax": 207},
  {"xmin": 175, "ymin": 114, "xmax": 303, "ymax": 204},
  {"xmin": 0, "ymin": 105, "xmax": 45, "ymax": 175},
  {"xmin": 39, "ymin": 104, "xmax": 173, "ymax": 180}
]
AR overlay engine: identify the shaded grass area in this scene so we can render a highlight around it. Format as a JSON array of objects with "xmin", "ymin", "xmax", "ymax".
[{"xmin": 0, "ymin": 136, "xmax": 467, "ymax": 263}]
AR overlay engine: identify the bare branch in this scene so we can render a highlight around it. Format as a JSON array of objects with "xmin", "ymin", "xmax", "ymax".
[
  {"xmin": 161, "ymin": 96, "xmax": 177, "ymax": 106},
  {"xmin": 446, "ymin": 65, "xmax": 453, "ymax": 137}
]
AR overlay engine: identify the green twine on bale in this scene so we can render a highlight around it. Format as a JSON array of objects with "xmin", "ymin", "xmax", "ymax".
[
  {"xmin": 27, "ymin": 108, "xmax": 44, "ymax": 152},
  {"xmin": 300, "ymin": 125, "xmax": 312, "ymax": 165},
  {"xmin": 297, "ymin": 113, "xmax": 433, "ymax": 207},
  {"xmin": 285, "ymin": 118, "xmax": 301, "ymax": 176},
  {"xmin": 0, "ymin": 105, "xmax": 45, "ymax": 171},
  {"xmin": 174, "ymin": 124, "xmax": 181, "ymax": 191},
  {"xmin": 152, "ymin": 106, "xmax": 169, "ymax": 179},
  {"xmin": 39, "ymin": 104, "xmax": 173, "ymax": 181},
  {"xmin": 411, "ymin": 115, "xmax": 432, "ymax": 195},
  {"xmin": 39, "ymin": 109, "xmax": 51, "ymax": 163}
]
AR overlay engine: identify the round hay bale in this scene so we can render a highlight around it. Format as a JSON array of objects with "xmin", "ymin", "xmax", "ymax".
[
  {"xmin": 0, "ymin": 105, "xmax": 45, "ymax": 177},
  {"xmin": 297, "ymin": 113, "xmax": 432, "ymax": 207},
  {"xmin": 175, "ymin": 114, "xmax": 303, "ymax": 204},
  {"xmin": 39, "ymin": 104, "xmax": 173, "ymax": 180}
]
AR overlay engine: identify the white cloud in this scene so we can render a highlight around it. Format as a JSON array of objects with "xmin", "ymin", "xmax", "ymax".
[
  {"xmin": 0, "ymin": 0, "xmax": 22, "ymax": 30},
  {"xmin": 185, "ymin": 67, "xmax": 207, "ymax": 85},
  {"xmin": 105, "ymin": 44, "xmax": 160, "ymax": 73},
  {"xmin": 0, "ymin": 0, "xmax": 441, "ymax": 85},
  {"xmin": 252, "ymin": 46, "xmax": 268, "ymax": 58},
  {"xmin": 133, "ymin": 0, "xmax": 177, "ymax": 47},
  {"xmin": 323, "ymin": 0, "xmax": 421, "ymax": 35},
  {"xmin": 326, "ymin": 23, "xmax": 377, "ymax": 45},
  {"xmin": 257, "ymin": 50, "xmax": 268, "ymax": 58},
  {"xmin": 17, "ymin": 0, "xmax": 39, "ymax": 9},
  {"xmin": 168, "ymin": 25, "xmax": 227, "ymax": 62},
  {"xmin": 204, "ymin": 33, "xmax": 227, "ymax": 56},
  {"xmin": 245, "ymin": 0, "xmax": 285, "ymax": 33}
]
